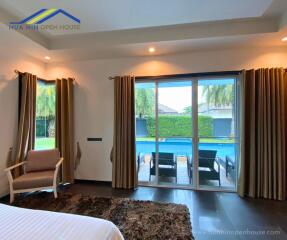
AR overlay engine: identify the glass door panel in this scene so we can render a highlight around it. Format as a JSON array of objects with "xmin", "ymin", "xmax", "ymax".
[
  {"xmin": 157, "ymin": 80, "xmax": 193, "ymax": 186},
  {"xmin": 135, "ymin": 82, "xmax": 156, "ymax": 184},
  {"xmin": 197, "ymin": 78, "xmax": 238, "ymax": 190}
]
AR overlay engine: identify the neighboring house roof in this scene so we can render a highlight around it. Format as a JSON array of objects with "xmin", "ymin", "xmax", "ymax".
[{"xmin": 158, "ymin": 103, "xmax": 178, "ymax": 114}]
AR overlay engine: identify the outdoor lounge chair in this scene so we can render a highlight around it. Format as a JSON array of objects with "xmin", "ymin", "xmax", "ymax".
[
  {"xmin": 149, "ymin": 152, "xmax": 177, "ymax": 183},
  {"xmin": 136, "ymin": 152, "xmax": 145, "ymax": 173},
  {"xmin": 225, "ymin": 155, "xmax": 236, "ymax": 181},
  {"xmin": 187, "ymin": 150, "xmax": 221, "ymax": 186}
]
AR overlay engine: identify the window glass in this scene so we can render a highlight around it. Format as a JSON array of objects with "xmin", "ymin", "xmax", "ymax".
[{"xmin": 35, "ymin": 81, "xmax": 56, "ymax": 150}]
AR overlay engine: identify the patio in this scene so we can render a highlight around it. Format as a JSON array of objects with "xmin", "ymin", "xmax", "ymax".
[{"xmin": 138, "ymin": 154, "xmax": 236, "ymax": 189}]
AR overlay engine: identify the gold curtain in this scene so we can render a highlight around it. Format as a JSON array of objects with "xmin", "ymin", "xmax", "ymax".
[
  {"xmin": 112, "ymin": 76, "xmax": 137, "ymax": 189},
  {"xmin": 55, "ymin": 78, "xmax": 75, "ymax": 183},
  {"xmin": 239, "ymin": 68, "xmax": 287, "ymax": 200},
  {"xmin": 14, "ymin": 73, "xmax": 37, "ymax": 177}
]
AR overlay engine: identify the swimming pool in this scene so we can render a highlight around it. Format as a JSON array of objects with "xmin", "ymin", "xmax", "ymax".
[{"xmin": 136, "ymin": 140, "xmax": 236, "ymax": 159}]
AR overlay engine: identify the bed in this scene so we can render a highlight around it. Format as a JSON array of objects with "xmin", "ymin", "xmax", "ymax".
[{"xmin": 0, "ymin": 204, "xmax": 124, "ymax": 240}]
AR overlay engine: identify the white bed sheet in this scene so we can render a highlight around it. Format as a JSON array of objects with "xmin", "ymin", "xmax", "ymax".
[{"xmin": 0, "ymin": 204, "xmax": 124, "ymax": 240}]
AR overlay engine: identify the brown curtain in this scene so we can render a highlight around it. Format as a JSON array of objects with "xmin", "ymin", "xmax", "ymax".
[
  {"xmin": 112, "ymin": 76, "xmax": 137, "ymax": 189},
  {"xmin": 239, "ymin": 68, "xmax": 287, "ymax": 200},
  {"xmin": 56, "ymin": 78, "xmax": 75, "ymax": 183},
  {"xmin": 14, "ymin": 73, "xmax": 37, "ymax": 176}
]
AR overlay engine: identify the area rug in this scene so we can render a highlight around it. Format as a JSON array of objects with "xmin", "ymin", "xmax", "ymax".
[{"xmin": 13, "ymin": 192, "xmax": 194, "ymax": 240}]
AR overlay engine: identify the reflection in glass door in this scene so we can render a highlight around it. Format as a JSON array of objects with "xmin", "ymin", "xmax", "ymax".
[{"xmin": 135, "ymin": 76, "xmax": 239, "ymax": 191}]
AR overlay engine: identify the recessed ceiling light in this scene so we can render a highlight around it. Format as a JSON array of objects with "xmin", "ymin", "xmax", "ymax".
[
  {"xmin": 44, "ymin": 56, "xmax": 51, "ymax": 60},
  {"xmin": 282, "ymin": 37, "xmax": 287, "ymax": 42},
  {"xmin": 148, "ymin": 47, "xmax": 155, "ymax": 53}
]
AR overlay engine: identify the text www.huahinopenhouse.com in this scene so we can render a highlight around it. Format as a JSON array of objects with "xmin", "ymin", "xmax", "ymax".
[{"xmin": 195, "ymin": 229, "xmax": 281, "ymax": 236}]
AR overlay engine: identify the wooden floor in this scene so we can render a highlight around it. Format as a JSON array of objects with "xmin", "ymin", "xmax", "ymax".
[
  {"xmin": 64, "ymin": 182, "xmax": 287, "ymax": 240},
  {"xmin": 2, "ymin": 182, "xmax": 287, "ymax": 240}
]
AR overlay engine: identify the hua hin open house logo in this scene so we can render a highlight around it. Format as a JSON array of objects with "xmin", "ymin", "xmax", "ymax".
[{"xmin": 9, "ymin": 8, "xmax": 80, "ymax": 31}]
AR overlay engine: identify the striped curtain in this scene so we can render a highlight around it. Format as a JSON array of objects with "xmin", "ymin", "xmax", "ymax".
[
  {"xmin": 238, "ymin": 68, "xmax": 287, "ymax": 200},
  {"xmin": 14, "ymin": 72, "xmax": 37, "ymax": 177},
  {"xmin": 55, "ymin": 78, "xmax": 75, "ymax": 183},
  {"xmin": 112, "ymin": 76, "xmax": 137, "ymax": 189}
]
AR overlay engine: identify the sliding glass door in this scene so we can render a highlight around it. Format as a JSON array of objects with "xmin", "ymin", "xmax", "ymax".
[
  {"xmin": 197, "ymin": 78, "xmax": 238, "ymax": 190},
  {"xmin": 135, "ymin": 75, "xmax": 239, "ymax": 191},
  {"xmin": 135, "ymin": 82, "xmax": 156, "ymax": 184},
  {"xmin": 157, "ymin": 80, "xmax": 193, "ymax": 186}
]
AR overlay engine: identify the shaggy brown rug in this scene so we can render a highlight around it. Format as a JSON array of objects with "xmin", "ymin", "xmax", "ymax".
[{"xmin": 13, "ymin": 192, "xmax": 194, "ymax": 240}]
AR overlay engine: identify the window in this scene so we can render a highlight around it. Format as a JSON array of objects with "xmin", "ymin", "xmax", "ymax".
[{"xmin": 35, "ymin": 81, "xmax": 56, "ymax": 150}]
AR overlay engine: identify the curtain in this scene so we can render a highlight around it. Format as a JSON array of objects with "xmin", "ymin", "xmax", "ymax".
[
  {"xmin": 14, "ymin": 73, "xmax": 37, "ymax": 177},
  {"xmin": 238, "ymin": 68, "xmax": 287, "ymax": 200},
  {"xmin": 55, "ymin": 78, "xmax": 75, "ymax": 183},
  {"xmin": 112, "ymin": 76, "xmax": 137, "ymax": 189}
]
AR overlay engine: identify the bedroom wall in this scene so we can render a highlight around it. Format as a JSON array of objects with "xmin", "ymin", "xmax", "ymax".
[
  {"xmin": 0, "ymin": 27, "xmax": 46, "ymax": 197},
  {"xmin": 46, "ymin": 46, "xmax": 287, "ymax": 182}
]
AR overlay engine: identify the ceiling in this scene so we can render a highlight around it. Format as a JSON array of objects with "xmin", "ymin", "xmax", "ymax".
[
  {"xmin": 1, "ymin": 0, "xmax": 275, "ymax": 34},
  {"xmin": 0, "ymin": 0, "xmax": 286, "ymax": 62}
]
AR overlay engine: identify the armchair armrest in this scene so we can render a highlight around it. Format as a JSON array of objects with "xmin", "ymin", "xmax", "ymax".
[
  {"xmin": 173, "ymin": 154, "xmax": 177, "ymax": 164},
  {"xmin": 215, "ymin": 157, "xmax": 221, "ymax": 175},
  {"xmin": 4, "ymin": 161, "xmax": 26, "ymax": 172},
  {"xmin": 53, "ymin": 158, "xmax": 64, "ymax": 185},
  {"xmin": 4, "ymin": 162, "xmax": 27, "ymax": 191},
  {"xmin": 215, "ymin": 157, "xmax": 220, "ymax": 166},
  {"xmin": 187, "ymin": 155, "xmax": 192, "ymax": 165},
  {"xmin": 56, "ymin": 158, "xmax": 64, "ymax": 169},
  {"xmin": 150, "ymin": 153, "xmax": 154, "ymax": 168}
]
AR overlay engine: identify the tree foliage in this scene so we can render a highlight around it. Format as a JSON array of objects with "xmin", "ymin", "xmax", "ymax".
[
  {"xmin": 135, "ymin": 88, "xmax": 155, "ymax": 117},
  {"xmin": 202, "ymin": 85, "xmax": 234, "ymax": 107},
  {"xmin": 36, "ymin": 83, "xmax": 56, "ymax": 118}
]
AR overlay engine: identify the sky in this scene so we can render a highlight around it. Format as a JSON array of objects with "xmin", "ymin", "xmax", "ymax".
[
  {"xmin": 136, "ymin": 78, "xmax": 235, "ymax": 113},
  {"xmin": 159, "ymin": 86, "xmax": 192, "ymax": 112}
]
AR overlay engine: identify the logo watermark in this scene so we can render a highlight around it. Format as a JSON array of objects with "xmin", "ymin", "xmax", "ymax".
[{"xmin": 9, "ymin": 8, "xmax": 80, "ymax": 32}]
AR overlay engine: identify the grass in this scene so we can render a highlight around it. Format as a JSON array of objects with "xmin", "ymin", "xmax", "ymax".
[
  {"xmin": 35, "ymin": 137, "xmax": 55, "ymax": 150},
  {"xmin": 136, "ymin": 137, "xmax": 155, "ymax": 141},
  {"xmin": 35, "ymin": 137, "xmax": 233, "ymax": 150},
  {"xmin": 136, "ymin": 137, "xmax": 234, "ymax": 143},
  {"xmin": 199, "ymin": 138, "xmax": 234, "ymax": 144}
]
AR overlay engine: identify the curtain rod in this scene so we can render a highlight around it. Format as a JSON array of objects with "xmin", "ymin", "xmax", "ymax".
[
  {"xmin": 14, "ymin": 70, "xmax": 23, "ymax": 74},
  {"xmin": 14, "ymin": 69, "xmax": 76, "ymax": 83},
  {"xmin": 108, "ymin": 70, "xmax": 242, "ymax": 81}
]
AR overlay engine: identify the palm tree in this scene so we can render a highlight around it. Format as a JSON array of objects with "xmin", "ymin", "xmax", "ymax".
[
  {"xmin": 36, "ymin": 84, "xmax": 56, "ymax": 137},
  {"xmin": 202, "ymin": 84, "xmax": 235, "ymax": 136},
  {"xmin": 202, "ymin": 85, "xmax": 233, "ymax": 108},
  {"xmin": 36, "ymin": 84, "xmax": 56, "ymax": 118},
  {"xmin": 135, "ymin": 88, "xmax": 155, "ymax": 118}
]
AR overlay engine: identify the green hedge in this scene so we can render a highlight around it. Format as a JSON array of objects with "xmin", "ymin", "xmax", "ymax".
[{"xmin": 146, "ymin": 115, "xmax": 213, "ymax": 137}]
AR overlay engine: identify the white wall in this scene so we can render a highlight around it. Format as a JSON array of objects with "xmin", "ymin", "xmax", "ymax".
[
  {"xmin": 46, "ymin": 46, "xmax": 287, "ymax": 182},
  {"xmin": 0, "ymin": 27, "xmax": 46, "ymax": 197}
]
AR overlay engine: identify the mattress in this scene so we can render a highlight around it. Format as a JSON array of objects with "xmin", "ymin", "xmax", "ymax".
[{"xmin": 0, "ymin": 204, "xmax": 124, "ymax": 240}]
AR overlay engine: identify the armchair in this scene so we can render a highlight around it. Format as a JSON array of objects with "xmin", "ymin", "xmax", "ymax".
[
  {"xmin": 149, "ymin": 152, "xmax": 177, "ymax": 183},
  {"xmin": 4, "ymin": 149, "xmax": 63, "ymax": 203},
  {"xmin": 187, "ymin": 150, "xmax": 221, "ymax": 186}
]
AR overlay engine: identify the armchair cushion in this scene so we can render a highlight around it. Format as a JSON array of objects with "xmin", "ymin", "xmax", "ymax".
[
  {"xmin": 26, "ymin": 149, "xmax": 60, "ymax": 173},
  {"xmin": 13, "ymin": 171, "xmax": 54, "ymax": 190}
]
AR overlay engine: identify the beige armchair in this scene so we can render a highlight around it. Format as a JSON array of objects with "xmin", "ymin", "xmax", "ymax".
[{"xmin": 4, "ymin": 149, "xmax": 63, "ymax": 203}]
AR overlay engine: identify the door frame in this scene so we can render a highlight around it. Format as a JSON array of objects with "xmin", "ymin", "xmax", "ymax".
[{"xmin": 136, "ymin": 74, "xmax": 240, "ymax": 192}]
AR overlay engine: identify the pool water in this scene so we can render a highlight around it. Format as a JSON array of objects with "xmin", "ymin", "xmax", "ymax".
[{"xmin": 136, "ymin": 140, "xmax": 236, "ymax": 159}]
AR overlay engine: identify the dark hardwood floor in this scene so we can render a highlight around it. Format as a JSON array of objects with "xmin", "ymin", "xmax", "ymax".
[{"xmin": 2, "ymin": 182, "xmax": 287, "ymax": 240}]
